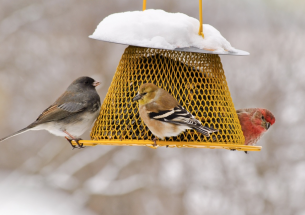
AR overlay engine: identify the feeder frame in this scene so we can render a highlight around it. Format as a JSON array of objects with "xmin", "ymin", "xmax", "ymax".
[{"xmin": 72, "ymin": 46, "xmax": 260, "ymax": 152}]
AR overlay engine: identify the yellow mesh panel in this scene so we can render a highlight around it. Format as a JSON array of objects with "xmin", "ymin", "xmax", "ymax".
[{"xmin": 79, "ymin": 46, "xmax": 260, "ymax": 151}]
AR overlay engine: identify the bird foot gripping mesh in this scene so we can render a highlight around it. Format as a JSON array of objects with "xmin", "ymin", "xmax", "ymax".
[{"xmin": 75, "ymin": 46, "xmax": 261, "ymax": 151}]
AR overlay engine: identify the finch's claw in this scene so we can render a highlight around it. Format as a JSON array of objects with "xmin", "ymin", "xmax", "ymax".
[
  {"xmin": 244, "ymin": 151, "xmax": 248, "ymax": 154},
  {"xmin": 152, "ymin": 137, "xmax": 157, "ymax": 147},
  {"xmin": 230, "ymin": 149, "xmax": 236, "ymax": 151}
]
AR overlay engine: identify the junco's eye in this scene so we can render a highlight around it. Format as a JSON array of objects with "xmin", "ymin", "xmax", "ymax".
[{"xmin": 85, "ymin": 81, "xmax": 89, "ymax": 84}]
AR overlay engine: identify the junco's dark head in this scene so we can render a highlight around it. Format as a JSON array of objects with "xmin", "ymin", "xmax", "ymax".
[{"xmin": 67, "ymin": 76, "xmax": 100, "ymax": 92}]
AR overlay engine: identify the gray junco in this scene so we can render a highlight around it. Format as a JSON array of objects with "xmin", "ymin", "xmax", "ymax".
[{"xmin": 0, "ymin": 76, "xmax": 101, "ymax": 149}]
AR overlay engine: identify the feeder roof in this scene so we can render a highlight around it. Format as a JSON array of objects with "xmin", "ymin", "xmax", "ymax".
[{"xmin": 89, "ymin": 9, "xmax": 249, "ymax": 56}]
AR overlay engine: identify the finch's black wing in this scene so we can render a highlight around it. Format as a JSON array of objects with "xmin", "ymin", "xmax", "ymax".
[{"xmin": 148, "ymin": 105, "xmax": 217, "ymax": 137}]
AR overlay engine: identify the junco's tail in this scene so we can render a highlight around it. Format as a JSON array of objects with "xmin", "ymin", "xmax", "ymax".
[{"xmin": 0, "ymin": 127, "xmax": 30, "ymax": 142}]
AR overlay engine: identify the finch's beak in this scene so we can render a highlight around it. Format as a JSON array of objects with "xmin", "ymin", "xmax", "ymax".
[
  {"xmin": 266, "ymin": 122, "xmax": 271, "ymax": 130},
  {"xmin": 133, "ymin": 93, "xmax": 143, "ymax": 101},
  {"xmin": 93, "ymin": 81, "xmax": 100, "ymax": 87}
]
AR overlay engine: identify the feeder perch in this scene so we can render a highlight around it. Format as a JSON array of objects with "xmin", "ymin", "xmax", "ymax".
[{"xmin": 74, "ymin": 0, "xmax": 261, "ymax": 152}]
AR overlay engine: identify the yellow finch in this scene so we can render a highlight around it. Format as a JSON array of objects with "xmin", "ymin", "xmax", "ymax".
[{"xmin": 133, "ymin": 83, "xmax": 218, "ymax": 145}]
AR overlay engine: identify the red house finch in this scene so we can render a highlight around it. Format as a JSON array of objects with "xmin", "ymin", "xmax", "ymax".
[{"xmin": 237, "ymin": 108, "xmax": 275, "ymax": 153}]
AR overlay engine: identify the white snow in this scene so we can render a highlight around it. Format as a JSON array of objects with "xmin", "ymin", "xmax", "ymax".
[{"xmin": 90, "ymin": 9, "xmax": 245, "ymax": 54}]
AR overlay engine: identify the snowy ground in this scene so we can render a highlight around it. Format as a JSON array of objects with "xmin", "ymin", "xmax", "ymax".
[{"xmin": 0, "ymin": 171, "xmax": 96, "ymax": 215}]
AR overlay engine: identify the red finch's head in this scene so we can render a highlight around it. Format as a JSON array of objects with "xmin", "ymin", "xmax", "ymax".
[
  {"xmin": 251, "ymin": 108, "xmax": 275, "ymax": 131},
  {"xmin": 237, "ymin": 108, "xmax": 275, "ymax": 145}
]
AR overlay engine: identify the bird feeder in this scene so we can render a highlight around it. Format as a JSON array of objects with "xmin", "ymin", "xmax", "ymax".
[{"xmin": 76, "ymin": 0, "xmax": 261, "ymax": 152}]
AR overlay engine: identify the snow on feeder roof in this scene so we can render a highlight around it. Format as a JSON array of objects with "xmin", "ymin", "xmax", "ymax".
[{"xmin": 89, "ymin": 9, "xmax": 249, "ymax": 56}]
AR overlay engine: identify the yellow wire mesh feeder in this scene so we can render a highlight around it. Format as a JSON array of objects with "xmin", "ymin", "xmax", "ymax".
[{"xmin": 77, "ymin": 1, "xmax": 261, "ymax": 152}]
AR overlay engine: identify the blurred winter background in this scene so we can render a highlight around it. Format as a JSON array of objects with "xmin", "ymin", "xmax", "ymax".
[{"xmin": 0, "ymin": 0, "xmax": 304, "ymax": 214}]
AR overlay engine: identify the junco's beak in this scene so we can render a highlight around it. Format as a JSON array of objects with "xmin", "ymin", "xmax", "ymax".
[
  {"xmin": 93, "ymin": 81, "xmax": 100, "ymax": 87},
  {"xmin": 133, "ymin": 93, "xmax": 143, "ymax": 101}
]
